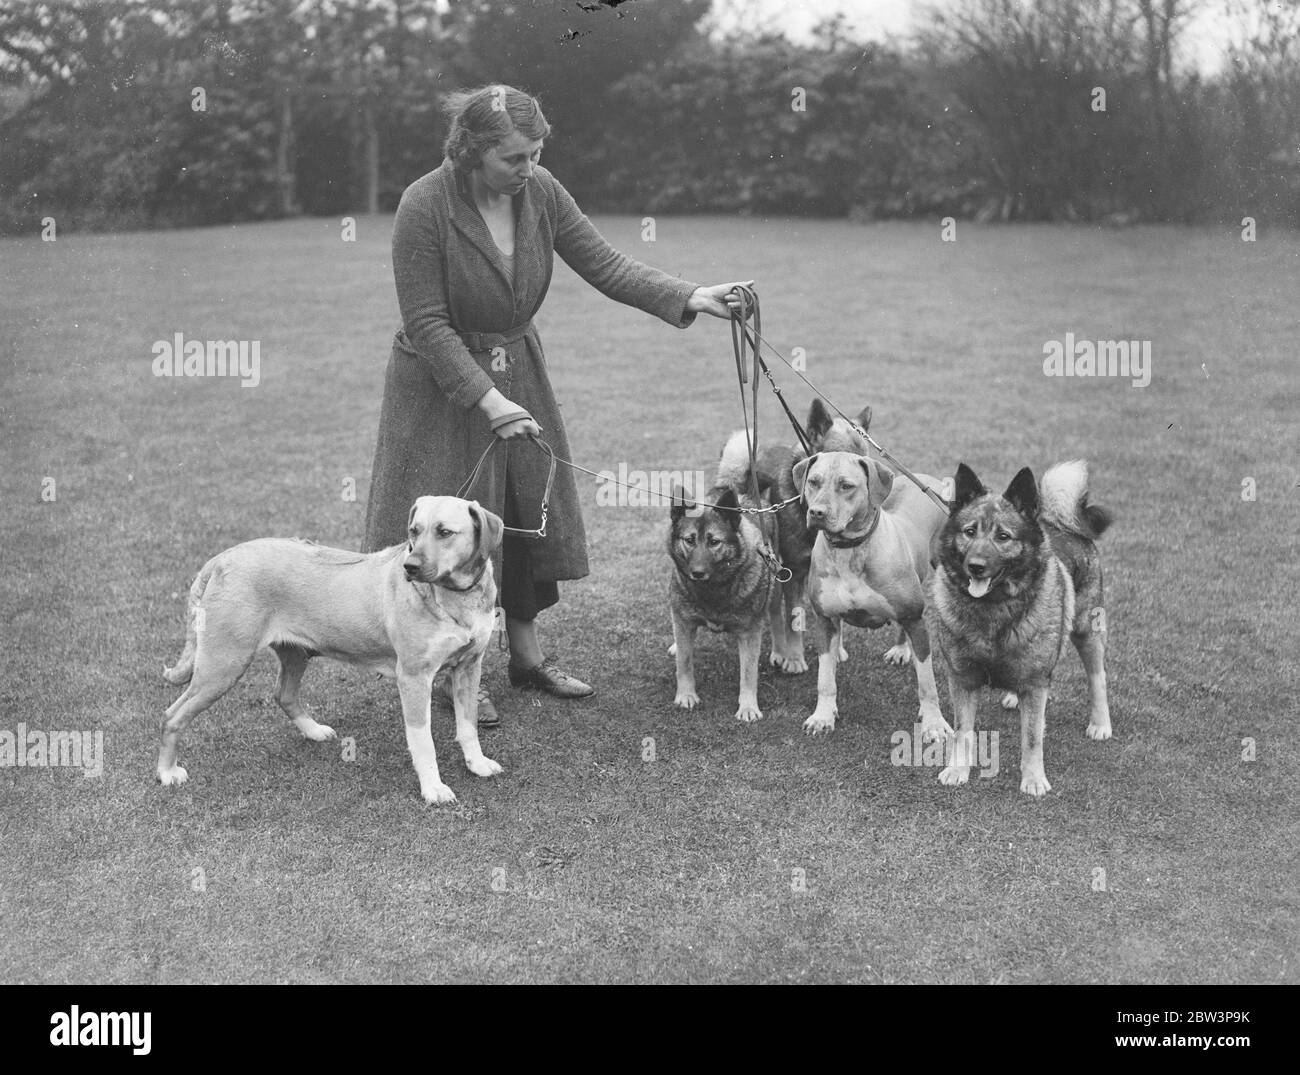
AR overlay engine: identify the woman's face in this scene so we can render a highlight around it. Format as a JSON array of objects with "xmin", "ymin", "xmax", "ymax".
[{"xmin": 477, "ymin": 131, "xmax": 543, "ymax": 196}]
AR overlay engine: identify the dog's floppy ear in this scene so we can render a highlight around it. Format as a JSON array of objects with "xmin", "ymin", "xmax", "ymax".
[
  {"xmin": 858, "ymin": 457, "xmax": 895, "ymax": 505},
  {"xmin": 467, "ymin": 500, "xmax": 504, "ymax": 562},
  {"xmin": 406, "ymin": 501, "xmax": 420, "ymax": 549},
  {"xmin": 806, "ymin": 398, "xmax": 833, "ymax": 442},
  {"xmin": 714, "ymin": 486, "xmax": 742, "ymax": 530},
  {"xmin": 792, "ymin": 453, "xmax": 818, "ymax": 500},
  {"xmin": 952, "ymin": 463, "xmax": 986, "ymax": 509},
  {"xmin": 1002, "ymin": 467, "xmax": 1039, "ymax": 518}
]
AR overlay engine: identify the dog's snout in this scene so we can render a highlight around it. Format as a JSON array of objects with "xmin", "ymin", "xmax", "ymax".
[
  {"xmin": 966, "ymin": 559, "xmax": 987, "ymax": 578},
  {"xmin": 807, "ymin": 504, "xmax": 826, "ymax": 520},
  {"xmin": 403, "ymin": 560, "xmax": 420, "ymax": 579}
]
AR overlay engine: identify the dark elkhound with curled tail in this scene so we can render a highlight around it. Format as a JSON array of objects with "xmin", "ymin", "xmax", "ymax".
[
  {"xmin": 926, "ymin": 460, "xmax": 1114, "ymax": 797},
  {"xmin": 669, "ymin": 431, "xmax": 783, "ymax": 722}
]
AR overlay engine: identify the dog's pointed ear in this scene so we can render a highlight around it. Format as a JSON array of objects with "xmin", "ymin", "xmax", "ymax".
[
  {"xmin": 859, "ymin": 457, "xmax": 895, "ymax": 505},
  {"xmin": 792, "ymin": 454, "xmax": 817, "ymax": 500},
  {"xmin": 468, "ymin": 500, "xmax": 504, "ymax": 561},
  {"xmin": 1003, "ymin": 467, "xmax": 1039, "ymax": 518},
  {"xmin": 952, "ymin": 463, "xmax": 986, "ymax": 509},
  {"xmin": 806, "ymin": 398, "xmax": 833, "ymax": 441},
  {"xmin": 670, "ymin": 483, "xmax": 691, "ymax": 522},
  {"xmin": 853, "ymin": 405, "xmax": 872, "ymax": 434},
  {"xmin": 715, "ymin": 486, "xmax": 742, "ymax": 530}
]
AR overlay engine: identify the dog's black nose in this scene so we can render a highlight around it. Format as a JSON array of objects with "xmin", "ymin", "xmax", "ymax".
[
  {"xmin": 967, "ymin": 560, "xmax": 987, "ymax": 578},
  {"xmin": 807, "ymin": 505, "xmax": 825, "ymax": 519},
  {"xmin": 690, "ymin": 569, "xmax": 709, "ymax": 581},
  {"xmin": 403, "ymin": 562, "xmax": 419, "ymax": 578}
]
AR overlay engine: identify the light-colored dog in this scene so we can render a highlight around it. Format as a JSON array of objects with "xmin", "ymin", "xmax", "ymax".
[
  {"xmin": 794, "ymin": 451, "xmax": 954, "ymax": 740},
  {"xmin": 158, "ymin": 496, "xmax": 503, "ymax": 804}
]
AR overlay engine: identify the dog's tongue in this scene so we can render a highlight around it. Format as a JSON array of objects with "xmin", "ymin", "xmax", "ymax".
[{"xmin": 967, "ymin": 577, "xmax": 992, "ymax": 598}]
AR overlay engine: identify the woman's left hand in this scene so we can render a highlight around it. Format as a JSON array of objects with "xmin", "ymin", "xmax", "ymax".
[{"xmin": 687, "ymin": 280, "xmax": 757, "ymax": 320}]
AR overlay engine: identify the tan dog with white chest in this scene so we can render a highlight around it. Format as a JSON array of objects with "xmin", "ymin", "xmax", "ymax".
[
  {"xmin": 158, "ymin": 496, "xmax": 503, "ymax": 804},
  {"xmin": 794, "ymin": 451, "xmax": 954, "ymax": 740}
]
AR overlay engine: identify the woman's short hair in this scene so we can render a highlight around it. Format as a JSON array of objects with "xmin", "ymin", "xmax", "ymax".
[{"xmin": 442, "ymin": 85, "xmax": 550, "ymax": 171}]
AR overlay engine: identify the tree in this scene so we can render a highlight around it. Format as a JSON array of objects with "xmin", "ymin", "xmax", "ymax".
[
  {"xmin": 444, "ymin": 0, "xmax": 710, "ymax": 205},
  {"xmin": 915, "ymin": 0, "xmax": 1200, "ymax": 220}
]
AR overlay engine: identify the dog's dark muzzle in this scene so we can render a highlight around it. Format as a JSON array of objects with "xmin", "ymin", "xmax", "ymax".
[{"xmin": 805, "ymin": 503, "xmax": 832, "ymax": 531}]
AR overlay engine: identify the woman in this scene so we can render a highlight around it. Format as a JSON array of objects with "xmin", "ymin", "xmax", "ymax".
[{"xmin": 364, "ymin": 84, "xmax": 749, "ymax": 726}]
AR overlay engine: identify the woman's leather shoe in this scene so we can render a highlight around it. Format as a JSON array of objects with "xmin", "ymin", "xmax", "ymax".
[{"xmin": 507, "ymin": 656, "xmax": 594, "ymax": 698}]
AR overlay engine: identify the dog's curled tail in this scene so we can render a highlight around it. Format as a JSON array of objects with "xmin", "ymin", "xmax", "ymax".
[
  {"xmin": 716, "ymin": 429, "xmax": 756, "ymax": 491},
  {"xmin": 162, "ymin": 558, "xmax": 217, "ymax": 685},
  {"xmin": 1040, "ymin": 460, "xmax": 1114, "ymax": 540}
]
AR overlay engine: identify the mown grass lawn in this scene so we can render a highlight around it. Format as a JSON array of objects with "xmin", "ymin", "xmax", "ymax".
[{"xmin": 1, "ymin": 213, "xmax": 1295, "ymax": 983}]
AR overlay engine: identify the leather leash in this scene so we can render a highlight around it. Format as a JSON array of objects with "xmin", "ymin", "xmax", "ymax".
[
  {"xmin": 728, "ymin": 285, "xmax": 793, "ymax": 584},
  {"xmin": 729, "ymin": 284, "xmax": 765, "ymax": 511},
  {"xmin": 456, "ymin": 433, "xmax": 556, "ymax": 539},
  {"xmin": 730, "ymin": 300, "xmax": 950, "ymax": 516}
]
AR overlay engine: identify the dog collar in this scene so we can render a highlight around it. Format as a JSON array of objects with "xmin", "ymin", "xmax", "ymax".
[{"xmin": 823, "ymin": 508, "xmax": 880, "ymax": 548}]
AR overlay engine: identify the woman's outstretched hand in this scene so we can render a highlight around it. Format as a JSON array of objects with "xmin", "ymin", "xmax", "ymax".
[{"xmin": 687, "ymin": 280, "xmax": 757, "ymax": 320}]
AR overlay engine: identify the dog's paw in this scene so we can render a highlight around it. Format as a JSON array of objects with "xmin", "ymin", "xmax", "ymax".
[
  {"xmin": 802, "ymin": 709, "xmax": 837, "ymax": 735},
  {"xmin": 294, "ymin": 717, "xmax": 337, "ymax": 742},
  {"xmin": 674, "ymin": 688, "xmax": 700, "ymax": 710},
  {"xmin": 1000, "ymin": 691, "xmax": 1019, "ymax": 710},
  {"xmin": 1020, "ymin": 771, "xmax": 1051, "ymax": 797},
  {"xmin": 735, "ymin": 703, "xmax": 763, "ymax": 723},
  {"xmin": 422, "ymin": 782, "xmax": 458, "ymax": 805},
  {"xmin": 919, "ymin": 710, "xmax": 954, "ymax": 743},
  {"xmin": 667, "ymin": 642, "xmax": 677, "ymax": 657},
  {"xmin": 157, "ymin": 764, "xmax": 189, "ymax": 787},
  {"xmin": 466, "ymin": 755, "xmax": 503, "ymax": 778},
  {"xmin": 1086, "ymin": 718, "xmax": 1112, "ymax": 741},
  {"xmin": 938, "ymin": 764, "xmax": 970, "ymax": 787},
  {"xmin": 774, "ymin": 652, "xmax": 809, "ymax": 675},
  {"xmin": 883, "ymin": 642, "xmax": 913, "ymax": 667}
]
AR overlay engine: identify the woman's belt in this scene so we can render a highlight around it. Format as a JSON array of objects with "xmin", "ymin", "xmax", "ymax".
[{"xmin": 458, "ymin": 322, "xmax": 534, "ymax": 352}]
